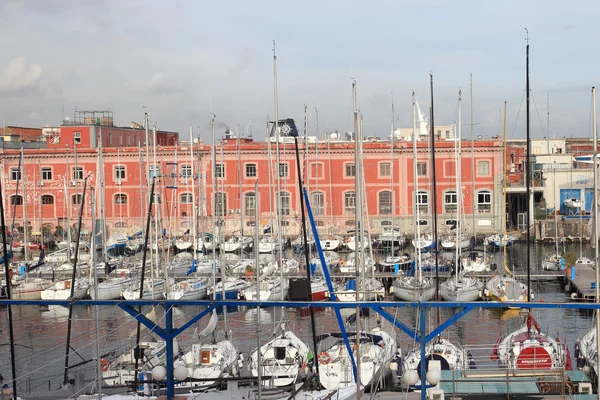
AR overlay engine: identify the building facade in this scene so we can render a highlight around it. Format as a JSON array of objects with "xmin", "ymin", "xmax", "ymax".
[{"xmin": 0, "ymin": 125, "xmax": 504, "ymax": 239}]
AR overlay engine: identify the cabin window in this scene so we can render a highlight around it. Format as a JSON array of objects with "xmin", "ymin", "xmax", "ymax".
[
  {"xmin": 245, "ymin": 192, "xmax": 256, "ymax": 216},
  {"xmin": 379, "ymin": 190, "xmax": 392, "ymax": 215},
  {"xmin": 416, "ymin": 219, "xmax": 428, "ymax": 226},
  {"xmin": 344, "ymin": 191, "xmax": 356, "ymax": 214},
  {"xmin": 417, "ymin": 162, "xmax": 427, "ymax": 176},
  {"xmin": 444, "ymin": 190, "xmax": 457, "ymax": 213},
  {"xmin": 245, "ymin": 163, "xmax": 257, "ymax": 178},
  {"xmin": 477, "ymin": 190, "xmax": 492, "ymax": 213},
  {"xmin": 345, "ymin": 163, "xmax": 356, "ymax": 178},
  {"xmin": 181, "ymin": 165, "xmax": 192, "ymax": 178},
  {"xmin": 381, "ymin": 220, "xmax": 392, "ymax": 227},
  {"xmin": 274, "ymin": 347, "xmax": 286, "ymax": 360},
  {"xmin": 445, "ymin": 219, "xmax": 457, "ymax": 227},
  {"xmin": 180, "ymin": 193, "xmax": 193, "ymax": 204},
  {"xmin": 41, "ymin": 195, "xmax": 54, "ymax": 205},
  {"xmin": 10, "ymin": 168, "xmax": 20, "ymax": 181},
  {"xmin": 416, "ymin": 191, "xmax": 429, "ymax": 214},
  {"xmin": 379, "ymin": 162, "xmax": 391, "ymax": 177},
  {"xmin": 310, "ymin": 191, "xmax": 325, "ymax": 216},
  {"xmin": 41, "ymin": 167, "xmax": 52, "ymax": 180}
]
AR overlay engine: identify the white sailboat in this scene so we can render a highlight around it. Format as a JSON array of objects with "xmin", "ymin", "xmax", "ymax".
[
  {"xmin": 393, "ymin": 94, "xmax": 435, "ymax": 302},
  {"xmin": 440, "ymin": 90, "xmax": 483, "ymax": 302},
  {"xmin": 244, "ymin": 277, "xmax": 289, "ymax": 301},
  {"xmin": 248, "ymin": 326, "xmax": 311, "ymax": 387},
  {"xmin": 41, "ymin": 277, "xmax": 90, "ymax": 300},
  {"xmin": 402, "ymin": 337, "xmax": 472, "ymax": 380},
  {"xmin": 90, "ymin": 276, "xmax": 132, "ymax": 300},
  {"xmin": 318, "ymin": 328, "xmax": 395, "ymax": 391}
]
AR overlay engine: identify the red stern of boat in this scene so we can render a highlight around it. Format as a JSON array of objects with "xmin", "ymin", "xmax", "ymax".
[{"xmin": 516, "ymin": 346, "xmax": 552, "ymax": 369}]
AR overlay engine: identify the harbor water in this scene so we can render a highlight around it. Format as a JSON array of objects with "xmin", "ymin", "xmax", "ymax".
[{"xmin": 0, "ymin": 241, "xmax": 596, "ymax": 394}]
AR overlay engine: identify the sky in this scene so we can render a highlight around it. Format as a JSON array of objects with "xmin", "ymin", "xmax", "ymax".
[{"xmin": 0, "ymin": 0, "xmax": 598, "ymax": 142}]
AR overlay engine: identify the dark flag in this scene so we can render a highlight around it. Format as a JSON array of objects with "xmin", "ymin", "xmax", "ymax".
[
  {"xmin": 263, "ymin": 226, "xmax": 271, "ymax": 234},
  {"xmin": 270, "ymin": 118, "xmax": 299, "ymax": 138}
]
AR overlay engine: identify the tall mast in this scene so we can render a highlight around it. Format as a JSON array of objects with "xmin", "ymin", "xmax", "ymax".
[
  {"xmin": 455, "ymin": 91, "xmax": 462, "ymax": 280},
  {"xmin": 238, "ymin": 125, "xmax": 244, "ymax": 239},
  {"xmin": 429, "ymin": 73, "xmax": 440, "ymax": 299},
  {"xmin": 413, "ymin": 93, "xmax": 422, "ymax": 273},
  {"xmin": 470, "ymin": 74, "xmax": 476, "ymax": 241},
  {"xmin": 153, "ymin": 124, "xmax": 161, "ymax": 294},
  {"xmin": 273, "ymin": 41, "xmax": 284, "ymax": 298},
  {"xmin": 390, "ymin": 93, "xmax": 395, "ymax": 253},
  {"xmin": 547, "ymin": 93, "xmax": 551, "ymax": 154},
  {"xmin": 525, "ymin": 29, "xmax": 531, "ymax": 301},
  {"xmin": 21, "ymin": 146, "xmax": 29, "ymax": 263},
  {"xmin": 351, "ymin": 79, "xmax": 361, "ymax": 400},
  {"xmin": 211, "ymin": 113, "xmax": 218, "ymax": 297},
  {"xmin": 190, "ymin": 126, "xmax": 197, "ymax": 265},
  {"xmin": 503, "ymin": 102, "xmax": 509, "ymax": 273},
  {"xmin": 592, "ymin": 86, "xmax": 599, "ymax": 395}
]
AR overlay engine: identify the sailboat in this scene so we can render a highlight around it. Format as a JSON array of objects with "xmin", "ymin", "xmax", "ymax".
[
  {"xmin": 393, "ymin": 94, "xmax": 435, "ymax": 302},
  {"xmin": 440, "ymin": 90, "xmax": 483, "ymax": 302},
  {"xmin": 485, "ymin": 100, "xmax": 532, "ymax": 304},
  {"xmin": 402, "ymin": 336, "xmax": 473, "ymax": 379},
  {"xmin": 491, "ymin": 313, "xmax": 572, "ymax": 371},
  {"xmin": 318, "ymin": 328, "xmax": 395, "ymax": 390},
  {"xmin": 248, "ymin": 323, "xmax": 311, "ymax": 387},
  {"xmin": 542, "ymin": 162, "xmax": 563, "ymax": 271}
]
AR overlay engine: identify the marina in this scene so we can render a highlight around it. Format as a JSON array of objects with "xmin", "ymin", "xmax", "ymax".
[{"xmin": 2, "ymin": 3, "xmax": 600, "ymax": 400}]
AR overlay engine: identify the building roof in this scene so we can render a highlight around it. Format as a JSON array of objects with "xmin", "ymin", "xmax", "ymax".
[{"xmin": 0, "ymin": 126, "xmax": 43, "ymax": 141}]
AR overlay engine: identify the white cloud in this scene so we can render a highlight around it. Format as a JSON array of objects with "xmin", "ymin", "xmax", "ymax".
[{"xmin": 0, "ymin": 57, "xmax": 42, "ymax": 95}]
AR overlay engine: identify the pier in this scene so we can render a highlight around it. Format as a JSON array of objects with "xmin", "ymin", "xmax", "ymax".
[{"xmin": 565, "ymin": 264, "xmax": 598, "ymax": 301}]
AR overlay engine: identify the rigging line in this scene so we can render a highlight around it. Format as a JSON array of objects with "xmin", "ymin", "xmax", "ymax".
[
  {"xmin": 509, "ymin": 88, "xmax": 527, "ymax": 139},
  {"xmin": 529, "ymin": 89, "xmax": 546, "ymax": 137}
]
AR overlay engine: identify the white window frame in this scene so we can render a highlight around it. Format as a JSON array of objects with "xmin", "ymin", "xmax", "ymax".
[
  {"xmin": 10, "ymin": 168, "xmax": 20, "ymax": 181},
  {"xmin": 416, "ymin": 190, "xmax": 429, "ymax": 214},
  {"xmin": 72, "ymin": 167, "xmax": 83, "ymax": 181},
  {"xmin": 344, "ymin": 191, "xmax": 356, "ymax": 214},
  {"xmin": 444, "ymin": 190, "xmax": 457, "ymax": 213},
  {"xmin": 245, "ymin": 163, "xmax": 257, "ymax": 178},
  {"xmin": 114, "ymin": 165, "xmax": 126, "ymax": 180},
  {"xmin": 477, "ymin": 190, "xmax": 492, "ymax": 213},
  {"xmin": 378, "ymin": 190, "xmax": 393, "ymax": 215}
]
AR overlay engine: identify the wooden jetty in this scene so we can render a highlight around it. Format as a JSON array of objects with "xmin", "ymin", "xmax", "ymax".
[{"xmin": 565, "ymin": 264, "xmax": 598, "ymax": 301}]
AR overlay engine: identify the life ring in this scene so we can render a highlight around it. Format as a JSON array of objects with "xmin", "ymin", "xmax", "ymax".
[
  {"xmin": 346, "ymin": 237, "xmax": 351, "ymax": 243},
  {"xmin": 100, "ymin": 358, "xmax": 109, "ymax": 372},
  {"xmin": 318, "ymin": 351, "xmax": 331, "ymax": 365},
  {"xmin": 339, "ymin": 260, "xmax": 345, "ymax": 267},
  {"xmin": 120, "ymin": 272, "xmax": 127, "ymax": 277}
]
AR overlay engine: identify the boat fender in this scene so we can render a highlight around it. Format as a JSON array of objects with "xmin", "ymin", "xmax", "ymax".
[
  {"xmin": 318, "ymin": 351, "xmax": 331, "ymax": 365},
  {"xmin": 120, "ymin": 272, "xmax": 127, "ymax": 277},
  {"xmin": 100, "ymin": 358, "xmax": 109, "ymax": 372}
]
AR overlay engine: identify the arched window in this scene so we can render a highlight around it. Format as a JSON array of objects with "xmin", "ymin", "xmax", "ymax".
[
  {"xmin": 477, "ymin": 190, "xmax": 492, "ymax": 213},
  {"xmin": 344, "ymin": 191, "xmax": 356, "ymax": 214},
  {"xmin": 444, "ymin": 190, "xmax": 457, "ymax": 213},
  {"xmin": 214, "ymin": 192, "xmax": 227, "ymax": 217},
  {"xmin": 379, "ymin": 190, "xmax": 392, "ymax": 215},
  {"xmin": 244, "ymin": 192, "xmax": 256, "ymax": 216},
  {"xmin": 310, "ymin": 191, "xmax": 325, "ymax": 216},
  {"xmin": 41, "ymin": 195, "xmax": 54, "ymax": 205},
  {"xmin": 277, "ymin": 192, "xmax": 291, "ymax": 216},
  {"xmin": 180, "ymin": 193, "xmax": 193, "ymax": 204},
  {"xmin": 416, "ymin": 190, "xmax": 428, "ymax": 214},
  {"xmin": 72, "ymin": 194, "xmax": 82, "ymax": 205},
  {"xmin": 10, "ymin": 195, "xmax": 22, "ymax": 205},
  {"xmin": 115, "ymin": 194, "xmax": 127, "ymax": 204}
]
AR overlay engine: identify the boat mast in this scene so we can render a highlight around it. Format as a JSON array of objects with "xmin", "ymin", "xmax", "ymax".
[
  {"xmin": 211, "ymin": 113, "xmax": 218, "ymax": 298},
  {"xmin": 390, "ymin": 93, "xmax": 395, "ymax": 255},
  {"xmin": 455, "ymin": 90, "xmax": 462, "ymax": 281},
  {"xmin": 413, "ymin": 93, "xmax": 422, "ymax": 273},
  {"xmin": 429, "ymin": 73, "xmax": 440, "ymax": 299},
  {"xmin": 503, "ymin": 101, "xmax": 509, "ymax": 273},
  {"xmin": 592, "ymin": 86, "xmax": 599, "ymax": 392},
  {"xmin": 21, "ymin": 146, "xmax": 29, "ymax": 263},
  {"xmin": 272, "ymin": 41, "xmax": 284, "ymax": 296},
  {"xmin": 190, "ymin": 126, "xmax": 197, "ymax": 271},
  {"xmin": 238, "ymin": 125, "xmax": 244, "ymax": 241},
  {"xmin": 525, "ymin": 29, "xmax": 531, "ymax": 300},
  {"xmin": 90, "ymin": 186, "xmax": 102, "ymax": 397},
  {"xmin": 470, "ymin": 74, "xmax": 477, "ymax": 241},
  {"xmin": 351, "ymin": 78, "xmax": 361, "ymax": 400},
  {"xmin": 254, "ymin": 180, "xmax": 262, "ymax": 396}
]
